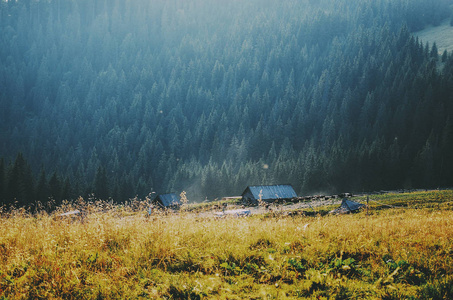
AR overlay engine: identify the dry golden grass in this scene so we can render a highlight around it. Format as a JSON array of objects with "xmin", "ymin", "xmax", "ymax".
[{"xmin": 1, "ymin": 192, "xmax": 453, "ymax": 299}]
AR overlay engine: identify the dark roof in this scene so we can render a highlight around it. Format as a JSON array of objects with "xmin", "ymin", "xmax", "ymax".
[
  {"xmin": 242, "ymin": 184, "xmax": 297, "ymax": 200},
  {"xmin": 153, "ymin": 193, "xmax": 181, "ymax": 207},
  {"xmin": 330, "ymin": 199, "xmax": 365, "ymax": 214}
]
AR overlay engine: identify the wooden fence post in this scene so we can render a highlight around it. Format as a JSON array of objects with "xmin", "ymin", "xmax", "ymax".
[{"xmin": 366, "ymin": 195, "xmax": 369, "ymax": 216}]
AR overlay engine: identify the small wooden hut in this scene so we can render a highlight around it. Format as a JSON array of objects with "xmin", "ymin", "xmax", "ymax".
[
  {"xmin": 241, "ymin": 184, "xmax": 297, "ymax": 205},
  {"xmin": 152, "ymin": 193, "xmax": 181, "ymax": 209}
]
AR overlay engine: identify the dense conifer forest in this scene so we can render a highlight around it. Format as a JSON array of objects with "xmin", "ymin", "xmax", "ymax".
[{"xmin": 1, "ymin": 0, "xmax": 453, "ymax": 206}]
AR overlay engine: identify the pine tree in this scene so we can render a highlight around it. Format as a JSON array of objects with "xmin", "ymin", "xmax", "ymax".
[
  {"xmin": 7, "ymin": 153, "xmax": 34, "ymax": 207},
  {"xmin": 49, "ymin": 171, "xmax": 62, "ymax": 205},
  {"xmin": 94, "ymin": 165, "xmax": 109, "ymax": 200},
  {"xmin": 0, "ymin": 158, "xmax": 5, "ymax": 204},
  {"xmin": 35, "ymin": 169, "xmax": 49, "ymax": 204}
]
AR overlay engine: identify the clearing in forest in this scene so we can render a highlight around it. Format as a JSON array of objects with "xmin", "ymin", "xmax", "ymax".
[{"xmin": 414, "ymin": 18, "xmax": 453, "ymax": 53}]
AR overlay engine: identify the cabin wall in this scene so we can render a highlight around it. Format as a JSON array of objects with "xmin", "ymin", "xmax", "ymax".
[{"xmin": 241, "ymin": 189, "xmax": 257, "ymax": 205}]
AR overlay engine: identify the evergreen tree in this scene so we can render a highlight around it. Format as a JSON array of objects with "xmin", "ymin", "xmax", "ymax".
[
  {"xmin": 35, "ymin": 169, "xmax": 49, "ymax": 204},
  {"xmin": 48, "ymin": 171, "xmax": 62, "ymax": 205},
  {"xmin": 6, "ymin": 153, "xmax": 34, "ymax": 207},
  {"xmin": 93, "ymin": 165, "xmax": 109, "ymax": 200},
  {"xmin": 0, "ymin": 158, "xmax": 5, "ymax": 204}
]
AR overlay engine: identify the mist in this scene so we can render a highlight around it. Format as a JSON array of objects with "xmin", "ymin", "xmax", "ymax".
[{"xmin": 1, "ymin": 0, "xmax": 453, "ymax": 206}]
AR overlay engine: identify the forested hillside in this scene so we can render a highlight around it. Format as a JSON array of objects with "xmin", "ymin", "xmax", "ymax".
[{"xmin": 1, "ymin": 0, "xmax": 453, "ymax": 206}]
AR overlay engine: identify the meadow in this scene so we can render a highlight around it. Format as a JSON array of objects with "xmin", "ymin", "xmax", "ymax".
[
  {"xmin": 1, "ymin": 190, "xmax": 453, "ymax": 299},
  {"xmin": 415, "ymin": 18, "xmax": 453, "ymax": 54}
]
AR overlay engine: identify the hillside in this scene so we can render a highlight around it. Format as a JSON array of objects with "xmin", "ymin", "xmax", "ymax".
[{"xmin": 1, "ymin": 0, "xmax": 453, "ymax": 206}]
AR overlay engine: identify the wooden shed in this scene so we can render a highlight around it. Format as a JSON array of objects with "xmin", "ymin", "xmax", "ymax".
[
  {"xmin": 152, "ymin": 193, "xmax": 181, "ymax": 209},
  {"xmin": 241, "ymin": 184, "xmax": 297, "ymax": 205}
]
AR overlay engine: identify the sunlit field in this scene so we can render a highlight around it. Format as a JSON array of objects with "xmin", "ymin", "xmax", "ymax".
[{"xmin": 1, "ymin": 191, "xmax": 453, "ymax": 299}]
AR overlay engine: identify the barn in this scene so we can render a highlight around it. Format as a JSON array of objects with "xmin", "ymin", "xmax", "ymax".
[
  {"xmin": 152, "ymin": 193, "xmax": 181, "ymax": 209},
  {"xmin": 241, "ymin": 184, "xmax": 297, "ymax": 205}
]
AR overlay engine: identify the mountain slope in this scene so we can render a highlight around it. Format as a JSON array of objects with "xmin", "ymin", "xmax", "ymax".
[{"xmin": 1, "ymin": 0, "xmax": 453, "ymax": 205}]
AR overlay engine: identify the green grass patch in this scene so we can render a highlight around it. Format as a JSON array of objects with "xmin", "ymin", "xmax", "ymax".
[{"xmin": 414, "ymin": 19, "xmax": 453, "ymax": 53}]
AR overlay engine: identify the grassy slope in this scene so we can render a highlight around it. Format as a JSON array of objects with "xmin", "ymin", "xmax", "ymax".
[
  {"xmin": 414, "ymin": 19, "xmax": 453, "ymax": 53},
  {"xmin": 0, "ymin": 190, "xmax": 453, "ymax": 299}
]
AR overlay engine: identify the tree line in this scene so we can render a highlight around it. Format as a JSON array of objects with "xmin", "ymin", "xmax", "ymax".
[
  {"xmin": 0, "ymin": 153, "xmax": 115, "ymax": 208},
  {"xmin": 1, "ymin": 0, "xmax": 453, "ymax": 206}
]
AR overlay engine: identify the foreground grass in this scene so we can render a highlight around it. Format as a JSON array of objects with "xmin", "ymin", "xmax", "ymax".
[{"xmin": 1, "ymin": 191, "xmax": 453, "ymax": 299}]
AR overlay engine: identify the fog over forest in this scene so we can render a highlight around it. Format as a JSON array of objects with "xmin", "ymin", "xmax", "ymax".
[{"xmin": 1, "ymin": 0, "xmax": 453, "ymax": 206}]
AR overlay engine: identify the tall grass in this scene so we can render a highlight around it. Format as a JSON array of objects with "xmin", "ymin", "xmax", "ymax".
[{"xmin": 1, "ymin": 192, "xmax": 453, "ymax": 299}]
